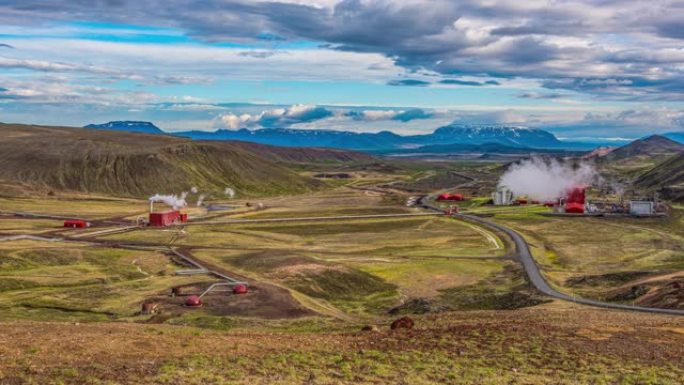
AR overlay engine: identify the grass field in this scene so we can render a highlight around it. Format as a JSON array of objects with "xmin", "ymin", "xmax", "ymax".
[
  {"xmin": 0, "ymin": 186, "xmax": 515, "ymax": 324},
  {"xmin": 0, "ymin": 239, "xmax": 203, "ymax": 321},
  {"xmin": 491, "ymin": 206, "xmax": 684, "ymax": 305},
  {"xmin": 1, "ymin": 306, "xmax": 682, "ymax": 385}
]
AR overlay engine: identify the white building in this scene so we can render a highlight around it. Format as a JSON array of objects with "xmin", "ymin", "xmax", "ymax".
[
  {"xmin": 493, "ymin": 186, "xmax": 513, "ymax": 206},
  {"xmin": 629, "ymin": 201, "xmax": 655, "ymax": 216}
]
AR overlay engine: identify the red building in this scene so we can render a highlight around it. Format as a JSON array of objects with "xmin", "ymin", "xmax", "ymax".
[
  {"xmin": 63, "ymin": 219, "xmax": 90, "ymax": 228},
  {"xmin": 564, "ymin": 186, "xmax": 586, "ymax": 214},
  {"xmin": 149, "ymin": 210, "xmax": 187, "ymax": 226}
]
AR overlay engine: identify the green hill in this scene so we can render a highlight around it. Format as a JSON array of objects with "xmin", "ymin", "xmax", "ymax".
[
  {"xmin": 635, "ymin": 152, "xmax": 684, "ymax": 202},
  {"xmin": 0, "ymin": 123, "xmax": 328, "ymax": 198}
]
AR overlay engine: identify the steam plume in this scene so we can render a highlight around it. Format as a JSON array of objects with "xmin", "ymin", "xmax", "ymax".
[
  {"xmin": 224, "ymin": 187, "xmax": 235, "ymax": 198},
  {"xmin": 149, "ymin": 193, "xmax": 188, "ymax": 210},
  {"xmin": 196, "ymin": 194, "xmax": 206, "ymax": 207},
  {"xmin": 498, "ymin": 157, "xmax": 597, "ymax": 201}
]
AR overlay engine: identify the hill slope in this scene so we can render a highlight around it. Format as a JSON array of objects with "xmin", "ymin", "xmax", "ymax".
[
  {"xmin": 603, "ymin": 135, "xmax": 684, "ymax": 161},
  {"xmin": 233, "ymin": 141, "xmax": 375, "ymax": 164},
  {"xmin": 0, "ymin": 123, "xmax": 326, "ymax": 197},
  {"xmin": 635, "ymin": 152, "xmax": 684, "ymax": 202}
]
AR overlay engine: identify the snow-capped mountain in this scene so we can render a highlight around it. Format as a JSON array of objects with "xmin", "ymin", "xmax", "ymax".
[
  {"xmin": 85, "ymin": 121, "xmax": 565, "ymax": 150},
  {"xmin": 84, "ymin": 121, "xmax": 165, "ymax": 135},
  {"xmin": 422, "ymin": 124, "xmax": 562, "ymax": 148}
]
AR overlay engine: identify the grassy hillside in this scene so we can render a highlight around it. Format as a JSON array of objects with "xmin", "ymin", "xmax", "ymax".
[
  {"xmin": 0, "ymin": 123, "xmax": 331, "ymax": 198},
  {"xmin": 602, "ymin": 135, "xmax": 684, "ymax": 161},
  {"xmin": 234, "ymin": 141, "xmax": 375, "ymax": 164},
  {"xmin": 635, "ymin": 152, "xmax": 684, "ymax": 201}
]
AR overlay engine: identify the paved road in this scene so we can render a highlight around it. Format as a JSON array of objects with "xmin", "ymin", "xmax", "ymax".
[{"xmin": 420, "ymin": 196, "xmax": 684, "ymax": 316}]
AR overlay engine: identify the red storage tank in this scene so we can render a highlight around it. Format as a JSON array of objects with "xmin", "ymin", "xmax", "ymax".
[
  {"xmin": 185, "ymin": 295, "xmax": 202, "ymax": 308},
  {"xmin": 64, "ymin": 219, "xmax": 89, "ymax": 228},
  {"xmin": 179, "ymin": 213, "xmax": 188, "ymax": 223},
  {"xmin": 233, "ymin": 284, "xmax": 248, "ymax": 295}
]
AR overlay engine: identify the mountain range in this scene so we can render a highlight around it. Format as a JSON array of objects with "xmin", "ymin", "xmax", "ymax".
[
  {"xmin": 85, "ymin": 121, "xmax": 165, "ymax": 135},
  {"xmin": 85, "ymin": 121, "xmax": 566, "ymax": 151}
]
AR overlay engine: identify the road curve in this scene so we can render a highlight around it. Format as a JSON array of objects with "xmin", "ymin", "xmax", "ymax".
[{"xmin": 420, "ymin": 196, "xmax": 684, "ymax": 316}]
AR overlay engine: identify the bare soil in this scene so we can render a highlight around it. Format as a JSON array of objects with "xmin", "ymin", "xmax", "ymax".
[{"xmin": 148, "ymin": 281, "xmax": 314, "ymax": 320}]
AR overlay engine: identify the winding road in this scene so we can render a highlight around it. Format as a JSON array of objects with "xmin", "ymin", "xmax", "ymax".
[{"xmin": 420, "ymin": 195, "xmax": 684, "ymax": 316}]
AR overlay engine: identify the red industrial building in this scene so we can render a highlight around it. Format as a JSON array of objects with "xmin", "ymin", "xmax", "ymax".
[
  {"xmin": 564, "ymin": 186, "xmax": 586, "ymax": 214},
  {"xmin": 148, "ymin": 210, "xmax": 188, "ymax": 227},
  {"xmin": 63, "ymin": 219, "xmax": 90, "ymax": 228}
]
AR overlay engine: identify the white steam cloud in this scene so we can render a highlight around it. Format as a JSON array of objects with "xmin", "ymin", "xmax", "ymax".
[
  {"xmin": 149, "ymin": 193, "xmax": 188, "ymax": 210},
  {"xmin": 224, "ymin": 187, "xmax": 235, "ymax": 198},
  {"xmin": 498, "ymin": 157, "xmax": 598, "ymax": 201},
  {"xmin": 196, "ymin": 194, "xmax": 206, "ymax": 207}
]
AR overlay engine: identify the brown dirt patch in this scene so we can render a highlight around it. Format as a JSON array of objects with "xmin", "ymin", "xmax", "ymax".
[{"xmin": 149, "ymin": 281, "xmax": 314, "ymax": 319}]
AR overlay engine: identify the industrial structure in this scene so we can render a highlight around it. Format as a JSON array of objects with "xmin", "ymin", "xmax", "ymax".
[
  {"xmin": 629, "ymin": 201, "xmax": 655, "ymax": 216},
  {"xmin": 148, "ymin": 200, "xmax": 188, "ymax": 227},
  {"xmin": 562, "ymin": 186, "xmax": 587, "ymax": 214},
  {"xmin": 492, "ymin": 186, "xmax": 513, "ymax": 206},
  {"xmin": 63, "ymin": 219, "xmax": 90, "ymax": 228}
]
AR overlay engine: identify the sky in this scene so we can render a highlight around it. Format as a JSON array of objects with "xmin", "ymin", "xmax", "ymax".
[{"xmin": 0, "ymin": 0, "xmax": 683, "ymax": 140}]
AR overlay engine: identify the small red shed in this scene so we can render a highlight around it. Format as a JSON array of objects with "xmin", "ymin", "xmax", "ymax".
[{"xmin": 63, "ymin": 219, "xmax": 90, "ymax": 228}]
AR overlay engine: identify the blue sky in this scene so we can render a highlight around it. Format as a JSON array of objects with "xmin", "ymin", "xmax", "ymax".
[{"xmin": 1, "ymin": 1, "xmax": 683, "ymax": 139}]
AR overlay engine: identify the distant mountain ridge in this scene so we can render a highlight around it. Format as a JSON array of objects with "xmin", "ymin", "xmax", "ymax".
[
  {"xmin": 177, "ymin": 124, "xmax": 563, "ymax": 150},
  {"xmin": 601, "ymin": 135, "xmax": 684, "ymax": 161},
  {"xmin": 86, "ymin": 120, "xmax": 566, "ymax": 150},
  {"xmin": 84, "ymin": 121, "xmax": 165, "ymax": 135}
]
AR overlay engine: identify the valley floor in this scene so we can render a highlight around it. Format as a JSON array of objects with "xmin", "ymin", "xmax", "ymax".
[{"xmin": 1, "ymin": 177, "xmax": 684, "ymax": 384}]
